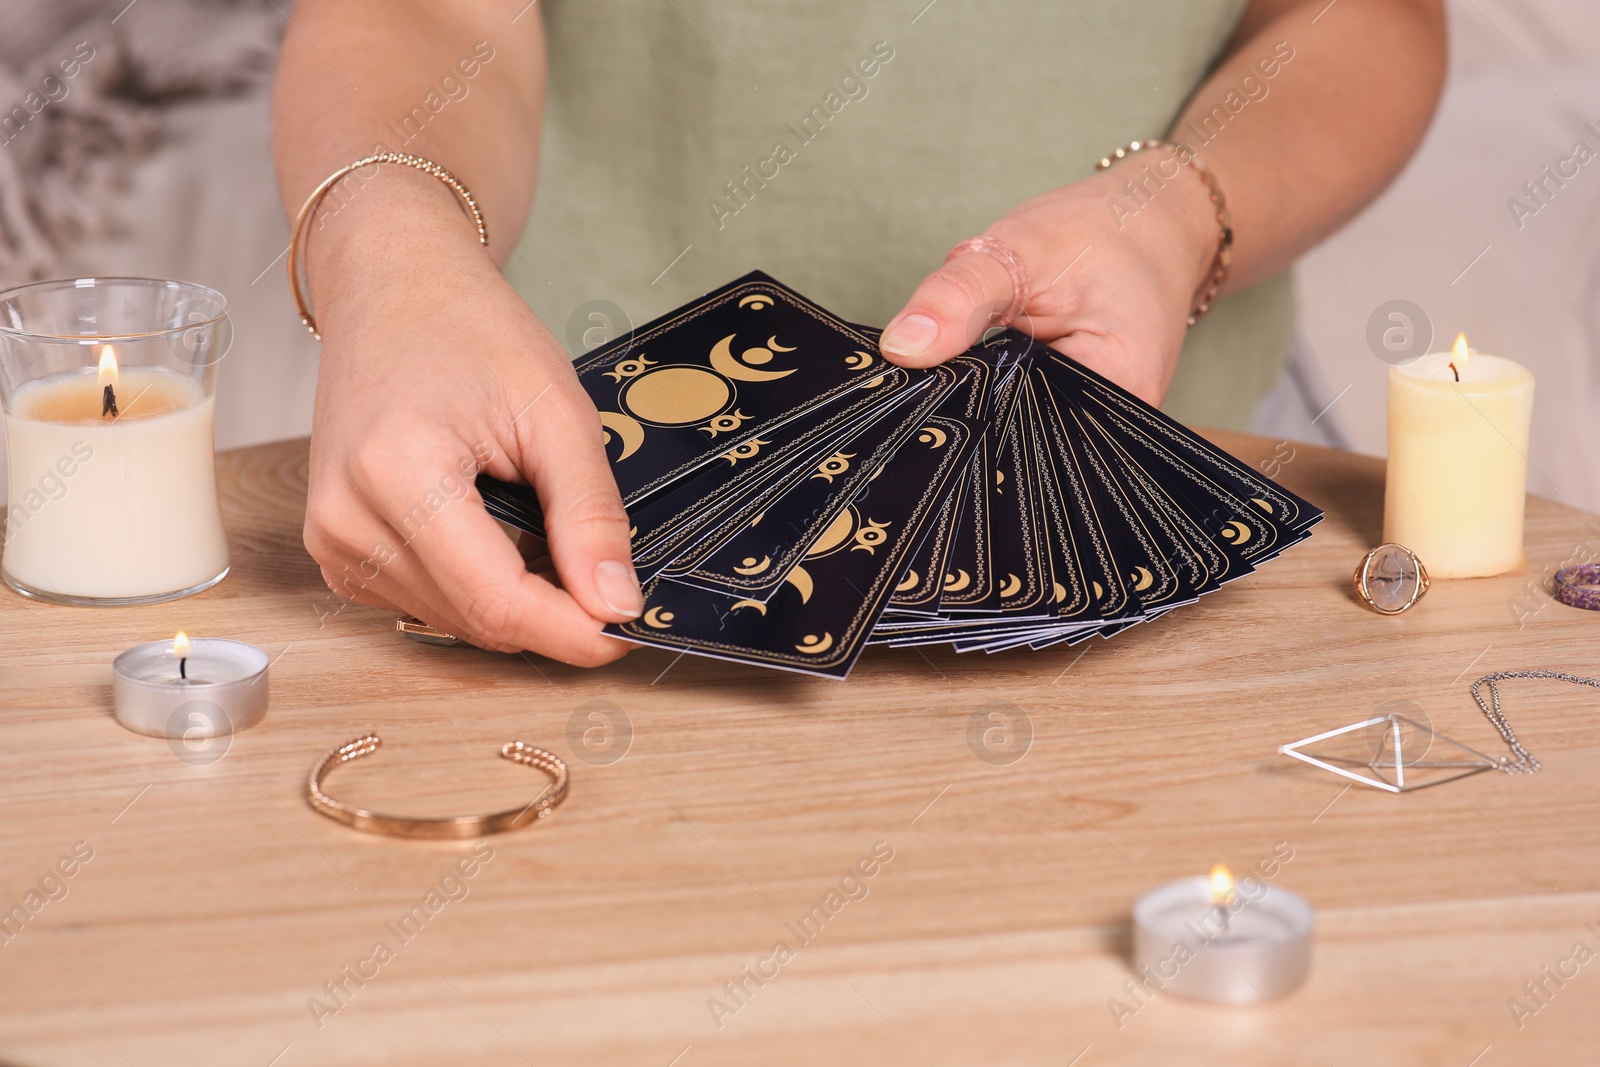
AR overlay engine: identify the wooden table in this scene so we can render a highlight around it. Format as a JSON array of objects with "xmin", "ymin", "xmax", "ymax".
[{"xmin": 2, "ymin": 431, "xmax": 1598, "ymax": 1067}]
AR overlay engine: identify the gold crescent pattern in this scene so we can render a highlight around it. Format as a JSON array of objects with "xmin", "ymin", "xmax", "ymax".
[
  {"xmin": 599, "ymin": 411, "xmax": 645, "ymax": 461},
  {"xmin": 1220, "ymin": 520, "xmax": 1254, "ymax": 545},
  {"xmin": 999, "ymin": 573, "xmax": 1022, "ymax": 597},
  {"xmin": 896, "ymin": 569, "xmax": 920, "ymax": 592},
  {"xmin": 749, "ymin": 512, "xmax": 764, "ymax": 527},
  {"xmin": 785, "ymin": 565, "xmax": 814, "ymax": 604},
  {"xmin": 767, "ymin": 336, "xmax": 796, "ymax": 352},
  {"xmin": 917, "ymin": 426, "xmax": 948, "ymax": 448},
  {"xmin": 943, "ymin": 569, "xmax": 972, "ymax": 592},
  {"xmin": 739, "ymin": 293, "xmax": 774, "ymax": 310},
  {"xmin": 845, "ymin": 350, "xmax": 874, "ymax": 370},
  {"xmin": 995, "ymin": 470, "xmax": 1005, "ymax": 492},
  {"xmin": 602, "ymin": 355, "xmax": 656, "ymax": 382},
  {"xmin": 722, "ymin": 438, "xmax": 770, "ymax": 465},
  {"xmin": 701, "ymin": 409, "xmax": 750, "ymax": 438},
  {"xmin": 796, "ymin": 632, "xmax": 834, "ymax": 655},
  {"xmin": 1131, "ymin": 566, "xmax": 1154, "ymax": 591},
  {"xmin": 1092, "ymin": 581, "xmax": 1104, "ymax": 600},
  {"xmin": 1052, "ymin": 582, "xmax": 1067, "ymax": 604},
  {"xmin": 642, "ymin": 607, "xmax": 675, "ymax": 629},
  {"xmin": 729, "ymin": 599, "xmax": 767, "ymax": 615},
  {"xmin": 851, "ymin": 519, "xmax": 890, "ymax": 553},
  {"xmin": 710, "ymin": 334, "xmax": 795, "ymax": 382},
  {"xmin": 813, "ymin": 451, "xmax": 855, "ymax": 483},
  {"xmin": 807, "ymin": 508, "xmax": 856, "ymax": 557},
  {"xmin": 860, "ymin": 374, "xmax": 887, "ymax": 388},
  {"xmin": 1252, "ymin": 497, "xmax": 1274, "ymax": 514},
  {"xmin": 733, "ymin": 556, "xmax": 772, "ymax": 576}
]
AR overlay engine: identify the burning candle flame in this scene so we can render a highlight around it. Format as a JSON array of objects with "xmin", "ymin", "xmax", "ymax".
[
  {"xmin": 97, "ymin": 345, "xmax": 119, "ymax": 391},
  {"xmin": 1208, "ymin": 863, "xmax": 1236, "ymax": 906},
  {"xmin": 1449, "ymin": 333, "xmax": 1469, "ymax": 381},
  {"xmin": 173, "ymin": 631, "xmax": 190, "ymax": 658}
]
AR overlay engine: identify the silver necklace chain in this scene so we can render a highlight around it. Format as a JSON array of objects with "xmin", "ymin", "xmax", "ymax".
[{"xmin": 1470, "ymin": 670, "xmax": 1600, "ymax": 775}]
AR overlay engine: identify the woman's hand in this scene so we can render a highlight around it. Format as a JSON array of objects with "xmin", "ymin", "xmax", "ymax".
[
  {"xmin": 303, "ymin": 197, "xmax": 639, "ymax": 667},
  {"xmin": 878, "ymin": 160, "xmax": 1219, "ymax": 404}
]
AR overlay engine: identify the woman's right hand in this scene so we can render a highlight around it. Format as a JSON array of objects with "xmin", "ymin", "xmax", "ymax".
[{"xmin": 302, "ymin": 180, "xmax": 640, "ymax": 666}]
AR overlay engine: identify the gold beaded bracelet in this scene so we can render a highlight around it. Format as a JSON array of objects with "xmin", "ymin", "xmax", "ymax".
[
  {"xmin": 288, "ymin": 152, "xmax": 489, "ymax": 341},
  {"xmin": 1095, "ymin": 138, "xmax": 1233, "ymax": 328}
]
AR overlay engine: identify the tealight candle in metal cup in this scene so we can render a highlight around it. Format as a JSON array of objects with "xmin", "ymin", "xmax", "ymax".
[
  {"xmin": 111, "ymin": 633, "xmax": 269, "ymax": 739},
  {"xmin": 1131, "ymin": 865, "xmax": 1314, "ymax": 1003}
]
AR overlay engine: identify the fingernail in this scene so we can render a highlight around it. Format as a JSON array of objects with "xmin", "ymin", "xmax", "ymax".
[
  {"xmin": 880, "ymin": 313, "xmax": 939, "ymax": 357},
  {"xmin": 594, "ymin": 559, "xmax": 644, "ymax": 618}
]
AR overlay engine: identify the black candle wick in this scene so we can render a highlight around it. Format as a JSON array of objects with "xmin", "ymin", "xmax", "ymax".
[
  {"xmin": 102, "ymin": 383, "xmax": 118, "ymax": 418},
  {"xmin": 179, "ymin": 656, "xmax": 187, "ymax": 680}
]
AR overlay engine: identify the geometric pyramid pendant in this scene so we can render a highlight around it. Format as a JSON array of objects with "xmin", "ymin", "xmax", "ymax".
[{"xmin": 1279, "ymin": 714, "xmax": 1499, "ymax": 793}]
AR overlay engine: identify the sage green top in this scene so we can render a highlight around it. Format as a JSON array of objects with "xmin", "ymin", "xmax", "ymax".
[{"xmin": 509, "ymin": 1, "xmax": 1293, "ymax": 429}]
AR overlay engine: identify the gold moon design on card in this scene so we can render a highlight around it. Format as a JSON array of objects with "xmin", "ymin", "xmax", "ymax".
[
  {"xmin": 710, "ymin": 334, "xmax": 795, "ymax": 382},
  {"xmin": 1131, "ymin": 566, "xmax": 1154, "ymax": 591},
  {"xmin": 739, "ymin": 293, "xmax": 773, "ymax": 310},
  {"xmin": 851, "ymin": 519, "xmax": 889, "ymax": 553},
  {"xmin": 943, "ymin": 569, "xmax": 971, "ymax": 592},
  {"xmin": 733, "ymin": 556, "xmax": 771, "ymax": 575},
  {"xmin": 730, "ymin": 599, "xmax": 767, "ymax": 614},
  {"xmin": 845, "ymin": 351, "xmax": 874, "ymax": 370},
  {"xmin": 785, "ymin": 565, "xmax": 814, "ymax": 603},
  {"xmin": 642, "ymin": 607, "xmax": 675, "ymax": 629},
  {"xmin": 722, "ymin": 438, "xmax": 769, "ymax": 465},
  {"xmin": 602, "ymin": 355, "xmax": 656, "ymax": 382},
  {"xmin": 599, "ymin": 411, "xmax": 645, "ymax": 460},
  {"xmin": 1052, "ymin": 582, "xmax": 1067, "ymax": 603},
  {"xmin": 1221, "ymin": 520, "xmax": 1253, "ymax": 545},
  {"xmin": 999, "ymin": 573, "xmax": 1022, "ymax": 597},
  {"xmin": 1092, "ymin": 581, "xmax": 1104, "ymax": 600},
  {"xmin": 807, "ymin": 508, "xmax": 856, "ymax": 557},
  {"xmin": 897, "ymin": 569, "xmax": 920, "ymax": 592},
  {"xmin": 767, "ymin": 336, "xmax": 796, "ymax": 352},
  {"xmin": 1252, "ymin": 497, "xmax": 1274, "ymax": 513},
  {"xmin": 701, "ymin": 409, "xmax": 749, "ymax": 437},
  {"xmin": 813, "ymin": 451, "xmax": 854, "ymax": 482},
  {"xmin": 623, "ymin": 366, "xmax": 730, "ymax": 425},
  {"xmin": 917, "ymin": 426, "xmax": 947, "ymax": 448},
  {"xmin": 796, "ymin": 633, "xmax": 834, "ymax": 654}
]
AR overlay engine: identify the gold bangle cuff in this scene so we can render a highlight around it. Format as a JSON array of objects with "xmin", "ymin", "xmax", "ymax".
[
  {"xmin": 288, "ymin": 153, "xmax": 489, "ymax": 341},
  {"xmin": 307, "ymin": 735, "xmax": 567, "ymax": 839}
]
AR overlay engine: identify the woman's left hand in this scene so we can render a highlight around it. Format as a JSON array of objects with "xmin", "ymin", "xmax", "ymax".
[{"xmin": 878, "ymin": 160, "xmax": 1220, "ymax": 406}]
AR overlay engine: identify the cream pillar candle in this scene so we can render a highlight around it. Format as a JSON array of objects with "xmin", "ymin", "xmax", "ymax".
[
  {"xmin": 1384, "ymin": 334, "xmax": 1535, "ymax": 579},
  {"xmin": 3, "ymin": 348, "xmax": 229, "ymax": 602}
]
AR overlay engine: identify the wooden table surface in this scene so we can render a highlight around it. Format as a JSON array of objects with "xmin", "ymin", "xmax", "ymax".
[{"xmin": 2, "ymin": 431, "xmax": 1598, "ymax": 1067}]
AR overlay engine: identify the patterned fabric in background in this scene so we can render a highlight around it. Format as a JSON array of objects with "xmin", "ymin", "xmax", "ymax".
[{"xmin": 0, "ymin": 0, "xmax": 280, "ymax": 282}]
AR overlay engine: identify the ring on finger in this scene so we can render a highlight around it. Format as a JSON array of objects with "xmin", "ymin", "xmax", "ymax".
[{"xmin": 944, "ymin": 236, "xmax": 1029, "ymax": 327}]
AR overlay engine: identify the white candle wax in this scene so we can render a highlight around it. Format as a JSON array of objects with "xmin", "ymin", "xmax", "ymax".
[
  {"xmin": 3, "ymin": 366, "xmax": 229, "ymax": 602},
  {"xmin": 1384, "ymin": 345, "xmax": 1535, "ymax": 579},
  {"xmin": 1132, "ymin": 876, "xmax": 1313, "ymax": 1003},
  {"xmin": 111, "ymin": 637, "xmax": 268, "ymax": 738}
]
